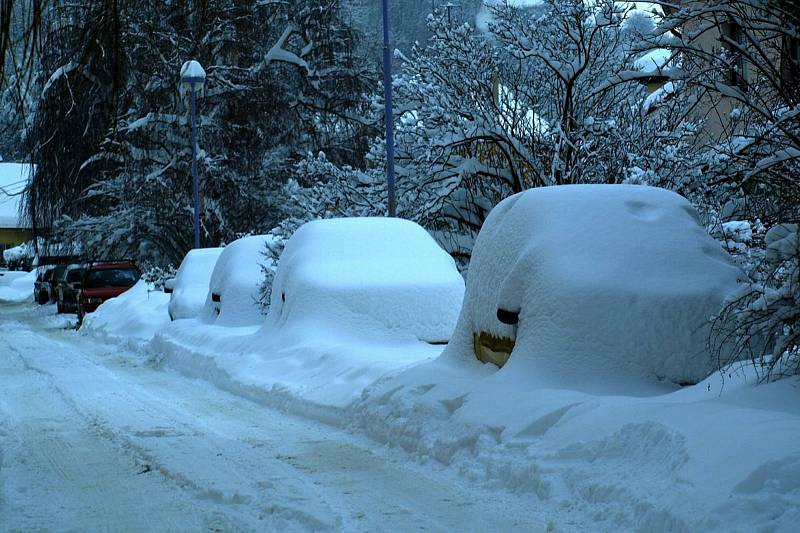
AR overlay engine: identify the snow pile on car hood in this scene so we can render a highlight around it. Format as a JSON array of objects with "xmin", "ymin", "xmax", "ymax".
[
  {"xmin": 0, "ymin": 270, "xmax": 35, "ymax": 302},
  {"xmin": 447, "ymin": 184, "xmax": 742, "ymax": 393},
  {"xmin": 169, "ymin": 247, "xmax": 223, "ymax": 320},
  {"xmin": 82, "ymin": 280, "xmax": 170, "ymax": 345},
  {"xmin": 265, "ymin": 217, "xmax": 465, "ymax": 344},
  {"xmin": 200, "ymin": 235, "xmax": 274, "ymax": 327}
]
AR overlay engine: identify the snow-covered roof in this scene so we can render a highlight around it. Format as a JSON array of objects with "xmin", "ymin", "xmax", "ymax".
[
  {"xmin": 0, "ymin": 163, "xmax": 32, "ymax": 229},
  {"xmin": 634, "ymin": 48, "xmax": 672, "ymax": 72}
]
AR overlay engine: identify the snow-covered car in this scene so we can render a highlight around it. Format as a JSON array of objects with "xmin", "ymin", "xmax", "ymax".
[
  {"xmin": 450, "ymin": 184, "xmax": 743, "ymax": 393},
  {"xmin": 200, "ymin": 236, "xmax": 275, "ymax": 327},
  {"xmin": 166, "ymin": 247, "xmax": 224, "ymax": 321},
  {"xmin": 266, "ymin": 217, "xmax": 465, "ymax": 344}
]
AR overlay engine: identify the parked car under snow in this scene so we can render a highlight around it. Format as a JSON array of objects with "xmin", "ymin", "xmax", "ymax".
[
  {"xmin": 200, "ymin": 235, "xmax": 275, "ymax": 327},
  {"xmin": 166, "ymin": 247, "xmax": 223, "ymax": 321},
  {"xmin": 266, "ymin": 217, "xmax": 465, "ymax": 344},
  {"xmin": 446, "ymin": 184, "xmax": 744, "ymax": 394}
]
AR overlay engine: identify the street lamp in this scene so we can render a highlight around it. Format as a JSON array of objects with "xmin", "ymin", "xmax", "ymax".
[
  {"xmin": 179, "ymin": 60, "xmax": 206, "ymax": 249},
  {"xmin": 381, "ymin": 0, "xmax": 397, "ymax": 217}
]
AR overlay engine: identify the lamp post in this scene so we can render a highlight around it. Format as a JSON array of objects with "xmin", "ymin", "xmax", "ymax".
[
  {"xmin": 179, "ymin": 60, "xmax": 206, "ymax": 249},
  {"xmin": 381, "ymin": 0, "xmax": 397, "ymax": 217}
]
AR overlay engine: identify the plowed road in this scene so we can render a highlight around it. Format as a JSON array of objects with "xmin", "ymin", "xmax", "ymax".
[{"xmin": 0, "ymin": 303, "xmax": 544, "ymax": 532}]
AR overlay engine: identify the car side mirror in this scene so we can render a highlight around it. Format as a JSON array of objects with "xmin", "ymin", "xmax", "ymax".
[
  {"xmin": 497, "ymin": 308, "xmax": 520, "ymax": 325},
  {"xmin": 73, "ymin": 282, "xmax": 83, "ymax": 290},
  {"xmin": 164, "ymin": 278, "xmax": 176, "ymax": 294}
]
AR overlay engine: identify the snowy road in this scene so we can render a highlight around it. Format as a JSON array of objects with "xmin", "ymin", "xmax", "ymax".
[{"xmin": 0, "ymin": 304, "xmax": 545, "ymax": 532}]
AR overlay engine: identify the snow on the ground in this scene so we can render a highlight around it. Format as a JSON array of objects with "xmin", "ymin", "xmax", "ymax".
[
  {"xmin": 1, "ymin": 303, "xmax": 545, "ymax": 532},
  {"xmin": 168, "ymin": 247, "xmax": 223, "ymax": 320},
  {"xmin": 81, "ymin": 280, "xmax": 170, "ymax": 347},
  {"xmin": 200, "ymin": 235, "xmax": 273, "ymax": 327},
  {"xmin": 351, "ymin": 357, "xmax": 800, "ymax": 532},
  {"xmin": 66, "ymin": 200, "xmax": 799, "ymax": 532},
  {"xmin": 0, "ymin": 269, "xmax": 35, "ymax": 303}
]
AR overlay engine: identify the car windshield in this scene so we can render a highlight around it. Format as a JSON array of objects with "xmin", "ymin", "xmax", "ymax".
[
  {"xmin": 84, "ymin": 268, "xmax": 139, "ymax": 288},
  {"xmin": 52, "ymin": 267, "xmax": 67, "ymax": 281},
  {"xmin": 66, "ymin": 268, "xmax": 85, "ymax": 283}
]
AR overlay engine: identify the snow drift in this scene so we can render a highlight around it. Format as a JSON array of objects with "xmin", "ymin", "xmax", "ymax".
[
  {"xmin": 152, "ymin": 218, "xmax": 464, "ymax": 406},
  {"xmin": 169, "ymin": 247, "xmax": 223, "ymax": 320},
  {"xmin": 450, "ymin": 184, "xmax": 742, "ymax": 393},
  {"xmin": 200, "ymin": 235, "xmax": 274, "ymax": 327},
  {"xmin": 266, "ymin": 217, "xmax": 465, "ymax": 343},
  {"xmin": 82, "ymin": 280, "xmax": 170, "ymax": 345},
  {"xmin": 0, "ymin": 270, "xmax": 35, "ymax": 303}
]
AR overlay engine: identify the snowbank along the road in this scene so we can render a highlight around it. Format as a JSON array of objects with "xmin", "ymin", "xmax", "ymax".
[{"xmin": 74, "ymin": 202, "xmax": 799, "ymax": 532}]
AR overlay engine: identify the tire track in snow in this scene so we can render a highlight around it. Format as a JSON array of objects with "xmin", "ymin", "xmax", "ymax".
[{"xmin": 1, "ymin": 303, "xmax": 545, "ymax": 531}]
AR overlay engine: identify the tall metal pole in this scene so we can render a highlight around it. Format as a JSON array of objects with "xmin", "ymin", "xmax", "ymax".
[
  {"xmin": 190, "ymin": 80, "xmax": 200, "ymax": 248},
  {"xmin": 381, "ymin": 0, "xmax": 397, "ymax": 217}
]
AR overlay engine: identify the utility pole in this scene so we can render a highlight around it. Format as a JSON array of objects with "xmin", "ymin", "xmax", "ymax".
[{"xmin": 381, "ymin": 0, "xmax": 397, "ymax": 217}]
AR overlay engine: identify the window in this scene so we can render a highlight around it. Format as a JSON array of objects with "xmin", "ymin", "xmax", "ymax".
[
  {"xmin": 721, "ymin": 20, "xmax": 748, "ymax": 89},
  {"xmin": 84, "ymin": 268, "xmax": 140, "ymax": 288},
  {"xmin": 66, "ymin": 269, "xmax": 85, "ymax": 283}
]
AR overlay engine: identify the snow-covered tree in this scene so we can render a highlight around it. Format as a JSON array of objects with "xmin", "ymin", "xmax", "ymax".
[
  {"xmin": 20, "ymin": 0, "xmax": 376, "ymax": 266},
  {"xmin": 636, "ymin": 0, "xmax": 800, "ymax": 378},
  {"xmin": 349, "ymin": 0, "xmax": 677, "ymax": 261}
]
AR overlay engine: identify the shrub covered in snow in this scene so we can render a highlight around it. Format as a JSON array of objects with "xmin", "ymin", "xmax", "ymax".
[
  {"xmin": 266, "ymin": 217, "xmax": 465, "ymax": 343},
  {"xmin": 713, "ymin": 223, "xmax": 799, "ymax": 379},
  {"xmin": 168, "ymin": 247, "xmax": 223, "ymax": 321},
  {"xmin": 200, "ymin": 235, "xmax": 276, "ymax": 327},
  {"xmin": 444, "ymin": 184, "xmax": 744, "ymax": 393}
]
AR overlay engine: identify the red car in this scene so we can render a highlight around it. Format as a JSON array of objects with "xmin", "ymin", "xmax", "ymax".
[{"xmin": 77, "ymin": 261, "xmax": 140, "ymax": 325}]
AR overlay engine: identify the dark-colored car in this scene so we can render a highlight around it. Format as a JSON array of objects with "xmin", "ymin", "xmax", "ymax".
[
  {"xmin": 77, "ymin": 261, "xmax": 140, "ymax": 324},
  {"xmin": 44, "ymin": 265, "xmax": 68, "ymax": 305},
  {"xmin": 55, "ymin": 264, "xmax": 86, "ymax": 314},
  {"xmin": 34, "ymin": 266, "xmax": 56, "ymax": 304}
]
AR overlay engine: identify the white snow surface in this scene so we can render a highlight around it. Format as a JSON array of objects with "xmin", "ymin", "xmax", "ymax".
[
  {"xmin": 199, "ymin": 235, "xmax": 273, "ymax": 327},
  {"xmin": 46, "ymin": 200, "xmax": 799, "ymax": 532},
  {"xmin": 266, "ymin": 217, "xmax": 465, "ymax": 344},
  {"xmin": 352, "ymin": 355, "xmax": 800, "ymax": 532},
  {"xmin": 453, "ymin": 184, "xmax": 742, "ymax": 394},
  {"xmin": 2, "ymin": 241, "xmax": 32, "ymax": 263},
  {"xmin": 169, "ymin": 247, "xmax": 223, "ymax": 320},
  {"xmin": 81, "ymin": 280, "xmax": 170, "ymax": 346},
  {"xmin": 0, "ymin": 269, "xmax": 35, "ymax": 302},
  {"xmin": 151, "ymin": 218, "xmax": 464, "ymax": 407},
  {"xmin": 1, "ymin": 304, "xmax": 547, "ymax": 532},
  {"xmin": 634, "ymin": 48, "xmax": 672, "ymax": 71}
]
